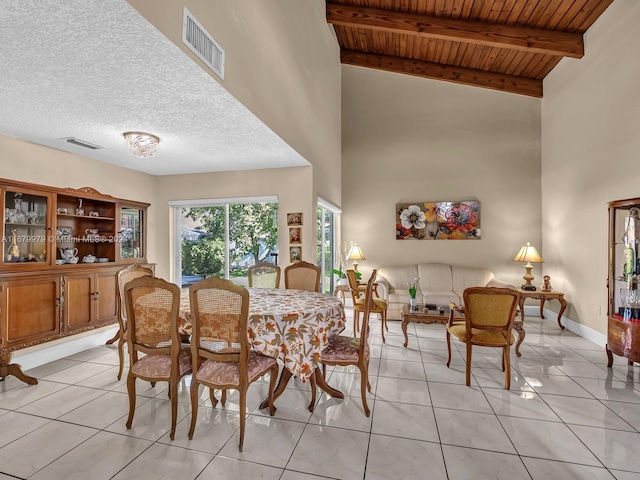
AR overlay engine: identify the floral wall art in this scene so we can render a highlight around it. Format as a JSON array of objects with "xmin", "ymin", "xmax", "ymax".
[{"xmin": 396, "ymin": 201, "xmax": 481, "ymax": 240}]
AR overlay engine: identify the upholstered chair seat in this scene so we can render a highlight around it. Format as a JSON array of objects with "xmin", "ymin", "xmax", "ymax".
[
  {"xmin": 446, "ymin": 325, "xmax": 515, "ymax": 346},
  {"xmin": 354, "ymin": 297, "xmax": 387, "ymax": 309},
  {"xmin": 131, "ymin": 349, "xmax": 192, "ymax": 378},
  {"xmin": 195, "ymin": 352, "xmax": 276, "ymax": 386},
  {"xmin": 321, "ymin": 335, "xmax": 370, "ymax": 363}
]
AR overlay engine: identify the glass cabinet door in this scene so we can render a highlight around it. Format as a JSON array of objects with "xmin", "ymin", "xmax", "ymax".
[
  {"xmin": 610, "ymin": 204, "xmax": 640, "ymax": 320},
  {"xmin": 119, "ymin": 207, "xmax": 143, "ymax": 259},
  {"xmin": 3, "ymin": 189, "xmax": 49, "ymax": 265}
]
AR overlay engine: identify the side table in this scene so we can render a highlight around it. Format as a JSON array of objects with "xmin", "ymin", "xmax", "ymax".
[
  {"xmin": 333, "ymin": 284, "xmax": 350, "ymax": 303},
  {"xmin": 518, "ymin": 289, "xmax": 568, "ymax": 329}
]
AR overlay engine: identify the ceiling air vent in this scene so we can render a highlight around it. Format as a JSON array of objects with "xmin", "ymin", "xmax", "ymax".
[
  {"xmin": 182, "ymin": 7, "xmax": 225, "ymax": 80},
  {"xmin": 62, "ymin": 137, "xmax": 102, "ymax": 150}
]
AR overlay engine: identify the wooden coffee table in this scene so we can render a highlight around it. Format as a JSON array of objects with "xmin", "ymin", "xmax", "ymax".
[
  {"xmin": 401, "ymin": 303, "xmax": 526, "ymax": 356},
  {"xmin": 401, "ymin": 304, "xmax": 459, "ymax": 348}
]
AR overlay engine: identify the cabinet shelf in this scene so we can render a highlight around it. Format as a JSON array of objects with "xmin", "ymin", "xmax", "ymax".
[
  {"xmin": 615, "ymin": 276, "xmax": 640, "ymax": 283},
  {"xmin": 56, "ymin": 213, "xmax": 115, "ymax": 221},
  {"xmin": 5, "ymin": 222, "xmax": 46, "ymax": 227}
]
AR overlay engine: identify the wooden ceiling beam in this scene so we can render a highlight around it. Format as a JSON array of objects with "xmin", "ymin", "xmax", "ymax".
[
  {"xmin": 327, "ymin": 4, "xmax": 584, "ymax": 59},
  {"xmin": 340, "ymin": 49, "xmax": 543, "ymax": 98}
]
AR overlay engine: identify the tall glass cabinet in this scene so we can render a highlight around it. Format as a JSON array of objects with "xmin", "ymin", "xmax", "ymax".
[{"xmin": 607, "ymin": 198, "xmax": 640, "ymax": 366}]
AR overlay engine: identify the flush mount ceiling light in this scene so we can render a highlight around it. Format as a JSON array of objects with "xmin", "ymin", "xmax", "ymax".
[{"xmin": 123, "ymin": 132, "xmax": 160, "ymax": 158}]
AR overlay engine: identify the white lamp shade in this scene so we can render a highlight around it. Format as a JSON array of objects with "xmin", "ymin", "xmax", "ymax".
[
  {"xmin": 347, "ymin": 244, "xmax": 366, "ymax": 261},
  {"xmin": 513, "ymin": 242, "xmax": 543, "ymax": 263}
]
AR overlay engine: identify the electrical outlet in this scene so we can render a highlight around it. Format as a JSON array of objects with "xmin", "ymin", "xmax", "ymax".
[{"xmin": 595, "ymin": 305, "xmax": 601, "ymax": 315}]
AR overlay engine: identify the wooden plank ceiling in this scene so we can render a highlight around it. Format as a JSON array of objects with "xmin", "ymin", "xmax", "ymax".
[{"xmin": 326, "ymin": 0, "xmax": 614, "ymax": 97}]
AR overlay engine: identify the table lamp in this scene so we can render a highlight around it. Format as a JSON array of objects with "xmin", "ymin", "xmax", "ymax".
[
  {"xmin": 347, "ymin": 243, "xmax": 366, "ymax": 273},
  {"xmin": 513, "ymin": 242, "xmax": 544, "ymax": 291}
]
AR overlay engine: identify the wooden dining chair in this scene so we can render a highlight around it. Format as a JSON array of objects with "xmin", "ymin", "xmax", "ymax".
[
  {"xmin": 446, "ymin": 287, "xmax": 520, "ymax": 390},
  {"xmin": 115, "ymin": 264, "xmax": 154, "ymax": 380},
  {"xmin": 123, "ymin": 276, "xmax": 192, "ymax": 440},
  {"xmin": 317, "ymin": 269, "xmax": 376, "ymax": 416},
  {"xmin": 248, "ymin": 262, "xmax": 281, "ymax": 288},
  {"xmin": 347, "ymin": 269, "xmax": 388, "ymax": 343},
  {"xmin": 284, "ymin": 260, "xmax": 321, "ymax": 292},
  {"xmin": 188, "ymin": 277, "xmax": 278, "ymax": 451}
]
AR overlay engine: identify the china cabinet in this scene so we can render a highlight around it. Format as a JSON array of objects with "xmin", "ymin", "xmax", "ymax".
[
  {"xmin": 606, "ymin": 198, "xmax": 640, "ymax": 366},
  {"xmin": 0, "ymin": 178, "xmax": 150, "ymax": 384}
]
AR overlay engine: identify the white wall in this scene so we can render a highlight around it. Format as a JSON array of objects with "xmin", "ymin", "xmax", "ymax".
[
  {"xmin": 128, "ymin": 0, "xmax": 342, "ymax": 209},
  {"xmin": 341, "ymin": 66, "xmax": 542, "ymax": 287},
  {"xmin": 541, "ymin": 0, "xmax": 640, "ymax": 333}
]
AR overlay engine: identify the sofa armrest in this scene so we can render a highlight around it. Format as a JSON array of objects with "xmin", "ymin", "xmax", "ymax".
[
  {"xmin": 375, "ymin": 275, "xmax": 390, "ymax": 301},
  {"xmin": 486, "ymin": 278, "xmax": 518, "ymax": 290}
]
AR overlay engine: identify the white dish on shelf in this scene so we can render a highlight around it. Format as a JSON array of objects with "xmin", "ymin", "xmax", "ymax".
[
  {"xmin": 55, "ymin": 259, "xmax": 65, "ymax": 265},
  {"xmin": 97, "ymin": 258, "xmax": 109, "ymax": 263}
]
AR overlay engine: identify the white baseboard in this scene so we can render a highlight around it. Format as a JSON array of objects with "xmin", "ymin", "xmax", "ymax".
[
  {"xmin": 11, "ymin": 326, "xmax": 119, "ymax": 371},
  {"xmin": 524, "ymin": 305, "xmax": 607, "ymax": 347}
]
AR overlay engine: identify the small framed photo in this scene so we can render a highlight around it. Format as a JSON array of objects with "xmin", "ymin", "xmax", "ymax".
[
  {"xmin": 290, "ymin": 246, "xmax": 302, "ymax": 262},
  {"xmin": 56, "ymin": 227, "xmax": 72, "ymax": 239},
  {"xmin": 287, "ymin": 212, "xmax": 303, "ymax": 226},
  {"xmin": 289, "ymin": 227, "xmax": 301, "ymax": 244}
]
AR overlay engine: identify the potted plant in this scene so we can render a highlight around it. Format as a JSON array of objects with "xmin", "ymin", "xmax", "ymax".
[
  {"xmin": 333, "ymin": 266, "xmax": 348, "ymax": 285},
  {"xmin": 333, "ymin": 243, "xmax": 362, "ymax": 284},
  {"xmin": 408, "ymin": 277, "xmax": 420, "ymax": 307}
]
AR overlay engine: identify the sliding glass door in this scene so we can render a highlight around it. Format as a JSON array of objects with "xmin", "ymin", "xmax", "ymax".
[
  {"xmin": 173, "ymin": 197, "xmax": 278, "ymax": 287},
  {"xmin": 317, "ymin": 199, "xmax": 341, "ymax": 295}
]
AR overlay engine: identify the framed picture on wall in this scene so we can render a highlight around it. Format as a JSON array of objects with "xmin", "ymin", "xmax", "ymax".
[
  {"xmin": 289, "ymin": 227, "xmax": 301, "ymax": 244},
  {"xmin": 290, "ymin": 246, "xmax": 302, "ymax": 262},
  {"xmin": 287, "ymin": 212, "xmax": 303, "ymax": 226}
]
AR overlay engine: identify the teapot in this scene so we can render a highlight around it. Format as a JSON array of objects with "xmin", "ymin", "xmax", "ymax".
[
  {"xmin": 82, "ymin": 254, "xmax": 96, "ymax": 263},
  {"xmin": 59, "ymin": 247, "xmax": 78, "ymax": 263}
]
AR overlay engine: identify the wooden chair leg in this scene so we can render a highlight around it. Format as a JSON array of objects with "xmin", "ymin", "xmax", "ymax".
[
  {"xmin": 209, "ymin": 387, "xmax": 218, "ymax": 407},
  {"xmin": 380, "ymin": 311, "xmax": 386, "ymax": 344},
  {"xmin": 169, "ymin": 380, "xmax": 179, "ymax": 440},
  {"xmin": 116, "ymin": 336, "xmax": 125, "ymax": 381},
  {"xmin": 308, "ymin": 371, "xmax": 317, "ymax": 412},
  {"xmin": 359, "ymin": 362, "xmax": 370, "ymax": 417},
  {"xmin": 125, "ymin": 373, "xmax": 136, "ymax": 429},
  {"xmin": 465, "ymin": 343, "xmax": 472, "ymax": 386},
  {"xmin": 354, "ymin": 310, "xmax": 360, "ymax": 336},
  {"xmin": 504, "ymin": 346, "xmax": 511, "ymax": 390},
  {"xmin": 239, "ymin": 387, "xmax": 247, "ymax": 452},
  {"xmin": 188, "ymin": 382, "xmax": 199, "ymax": 439},
  {"xmin": 268, "ymin": 364, "xmax": 278, "ymax": 416},
  {"xmin": 221, "ymin": 389, "xmax": 227, "ymax": 406},
  {"xmin": 446, "ymin": 331, "xmax": 452, "ymax": 368}
]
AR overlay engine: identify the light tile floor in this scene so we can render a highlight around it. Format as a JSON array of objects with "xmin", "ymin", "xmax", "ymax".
[{"xmin": 1, "ymin": 309, "xmax": 640, "ymax": 479}]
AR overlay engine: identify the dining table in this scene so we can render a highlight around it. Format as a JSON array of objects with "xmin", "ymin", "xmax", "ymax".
[{"xmin": 179, "ymin": 286, "xmax": 346, "ymax": 411}]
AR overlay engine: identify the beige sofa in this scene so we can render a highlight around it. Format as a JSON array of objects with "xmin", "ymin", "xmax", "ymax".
[{"xmin": 376, "ymin": 263, "xmax": 513, "ymax": 320}]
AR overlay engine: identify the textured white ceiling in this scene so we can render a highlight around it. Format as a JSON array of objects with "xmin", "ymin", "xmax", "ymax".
[{"xmin": 0, "ymin": 1, "xmax": 309, "ymax": 175}]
